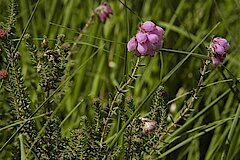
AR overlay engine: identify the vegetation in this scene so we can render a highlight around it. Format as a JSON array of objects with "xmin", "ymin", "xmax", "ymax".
[{"xmin": 0, "ymin": 0, "xmax": 240, "ymax": 159}]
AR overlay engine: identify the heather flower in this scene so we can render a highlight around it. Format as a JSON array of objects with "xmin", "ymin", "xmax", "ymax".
[
  {"xmin": 127, "ymin": 37, "xmax": 137, "ymax": 51},
  {"xmin": 0, "ymin": 29, "xmax": 7, "ymax": 39},
  {"xmin": 0, "ymin": 70, "xmax": 8, "ymax": 79},
  {"xmin": 210, "ymin": 37, "xmax": 230, "ymax": 66},
  {"xmin": 127, "ymin": 21, "xmax": 164, "ymax": 57},
  {"xmin": 141, "ymin": 21, "xmax": 155, "ymax": 32},
  {"xmin": 212, "ymin": 37, "xmax": 230, "ymax": 50},
  {"xmin": 95, "ymin": 2, "xmax": 113, "ymax": 23}
]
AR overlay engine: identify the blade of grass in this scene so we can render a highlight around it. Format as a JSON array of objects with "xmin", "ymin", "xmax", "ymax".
[
  {"xmin": 19, "ymin": 134, "xmax": 26, "ymax": 160},
  {"xmin": 158, "ymin": 119, "xmax": 228, "ymax": 158},
  {"xmin": 0, "ymin": 112, "xmax": 52, "ymax": 132},
  {"xmin": 168, "ymin": 88, "xmax": 231, "ymax": 139},
  {"xmin": 221, "ymin": 103, "xmax": 240, "ymax": 160},
  {"xmin": 13, "ymin": 0, "xmax": 41, "ymax": 53},
  {"xmin": 59, "ymin": 99, "xmax": 84, "ymax": 127}
]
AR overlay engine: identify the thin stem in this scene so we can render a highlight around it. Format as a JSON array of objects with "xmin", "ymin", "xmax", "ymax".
[
  {"xmin": 71, "ymin": 12, "xmax": 96, "ymax": 51},
  {"xmin": 100, "ymin": 57, "xmax": 141, "ymax": 145},
  {"xmin": 147, "ymin": 59, "xmax": 210, "ymax": 159}
]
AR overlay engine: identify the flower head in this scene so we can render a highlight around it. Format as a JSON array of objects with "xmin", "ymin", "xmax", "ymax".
[
  {"xmin": 210, "ymin": 37, "xmax": 230, "ymax": 66},
  {"xmin": 127, "ymin": 21, "xmax": 164, "ymax": 57},
  {"xmin": 95, "ymin": 2, "xmax": 113, "ymax": 23},
  {"xmin": 0, "ymin": 29, "xmax": 7, "ymax": 39}
]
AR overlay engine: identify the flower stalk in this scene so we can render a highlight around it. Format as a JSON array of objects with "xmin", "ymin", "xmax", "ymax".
[
  {"xmin": 100, "ymin": 57, "xmax": 141, "ymax": 145},
  {"xmin": 147, "ymin": 59, "xmax": 211, "ymax": 159}
]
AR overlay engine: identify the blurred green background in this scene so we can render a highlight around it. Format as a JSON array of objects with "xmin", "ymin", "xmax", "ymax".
[{"xmin": 1, "ymin": 0, "xmax": 240, "ymax": 159}]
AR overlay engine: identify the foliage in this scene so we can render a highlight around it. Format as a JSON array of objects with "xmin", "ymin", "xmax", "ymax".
[{"xmin": 0, "ymin": 0, "xmax": 240, "ymax": 159}]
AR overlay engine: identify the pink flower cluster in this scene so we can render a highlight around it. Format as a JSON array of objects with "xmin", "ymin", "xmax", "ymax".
[
  {"xmin": 127, "ymin": 21, "xmax": 164, "ymax": 57},
  {"xmin": 210, "ymin": 37, "xmax": 230, "ymax": 66},
  {"xmin": 95, "ymin": 2, "xmax": 113, "ymax": 24}
]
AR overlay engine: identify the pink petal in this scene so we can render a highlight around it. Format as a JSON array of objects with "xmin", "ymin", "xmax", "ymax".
[
  {"xmin": 136, "ymin": 32, "xmax": 147, "ymax": 43},
  {"xmin": 212, "ymin": 57, "xmax": 221, "ymax": 66},
  {"xmin": 147, "ymin": 33, "xmax": 159, "ymax": 43},
  {"xmin": 127, "ymin": 37, "xmax": 137, "ymax": 51},
  {"xmin": 213, "ymin": 37, "xmax": 230, "ymax": 50},
  {"xmin": 212, "ymin": 44, "xmax": 225, "ymax": 55},
  {"xmin": 137, "ymin": 43, "xmax": 148, "ymax": 55},
  {"xmin": 141, "ymin": 21, "xmax": 155, "ymax": 32}
]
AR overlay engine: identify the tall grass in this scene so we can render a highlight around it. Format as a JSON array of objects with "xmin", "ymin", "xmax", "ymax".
[{"xmin": 0, "ymin": 0, "xmax": 240, "ymax": 159}]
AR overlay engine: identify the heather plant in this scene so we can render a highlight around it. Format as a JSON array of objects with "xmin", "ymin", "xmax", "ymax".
[{"xmin": 0, "ymin": 0, "xmax": 240, "ymax": 160}]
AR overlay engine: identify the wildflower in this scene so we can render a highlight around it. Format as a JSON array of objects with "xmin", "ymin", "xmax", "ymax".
[
  {"xmin": 95, "ymin": 2, "xmax": 113, "ymax": 23},
  {"xmin": 127, "ymin": 21, "xmax": 164, "ymax": 57},
  {"xmin": 0, "ymin": 70, "xmax": 8, "ymax": 79},
  {"xmin": 210, "ymin": 37, "xmax": 230, "ymax": 66},
  {"xmin": 0, "ymin": 29, "xmax": 7, "ymax": 39}
]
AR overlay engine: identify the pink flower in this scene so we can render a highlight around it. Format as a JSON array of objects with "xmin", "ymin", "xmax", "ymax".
[
  {"xmin": 213, "ymin": 37, "xmax": 230, "ymax": 50},
  {"xmin": 127, "ymin": 21, "xmax": 164, "ymax": 57},
  {"xmin": 127, "ymin": 37, "xmax": 137, "ymax": 51},
  {"xmin": 212, "ymin": 44, "xmax": 225, "ymax": 55},
  {"xmin": 95, "ymin": 2, "xmax": 113, "ymax": 23},
  {"xmin": 136, "ymin": 32, "xmax": 147, "ymax": 43},
  {"xmin": 147, "ymin": 33, "xmax": 159, "ymax": 43},
  {"xmin": 141, "ymin": 21, "xmax": 155, "ymax": 32},
  {"xmin": 210, "ymin": 37, "xmax": 230, "ymax": 66},
  {"xmin": 137, "ymin": 43, "xmax": 148, "ymax": 55}
]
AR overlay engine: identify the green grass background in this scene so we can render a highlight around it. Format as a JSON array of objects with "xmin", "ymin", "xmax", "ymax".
[{"xmin": 1, "ymin": 0, "xmax": 240, "ymax": 159}]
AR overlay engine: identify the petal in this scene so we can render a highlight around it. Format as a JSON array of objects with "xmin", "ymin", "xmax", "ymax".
[
  {"xmin": 137, "ymin": 43, "xmax": 148, "ymax": 55},
  {"xmin": 212, "ymin": 57, "xmax": 221, "ymax": 66},
  {"xmin": 147, "ymin": 33, "xmax": 159, "ymax": 43},
  {"xmin": 136, "ymin": 32, "xmax": 147, "ymax": 43},
  {"xmin": 127, "ymin": 37, "xmax": 137, "ymax": 51},
  {"xmin": 98, "ymin": 12, "xmax": 108, "ymax": 23},
  {"xmin": 151, "ymin": 26, "xmax": 164, "ymax": 36},
  {"xmin": 141, "ymin": 21, "xmax": 155, "ymax": 32},
  {"xmin": 213, "ymin": 37, "xmax": 230, "ymax": 50},
  {"xmin": 212, "ymin": 44, "xmax": 225, "ymax": 55},
  {"xmin": 152, "ymin": 41, "xmax": 163, "ymax": 51}
]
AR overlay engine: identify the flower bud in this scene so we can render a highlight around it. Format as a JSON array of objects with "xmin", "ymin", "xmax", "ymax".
[{"xmin": 95, "ymin": 2, "xmax": 113, "ymax": 23}]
